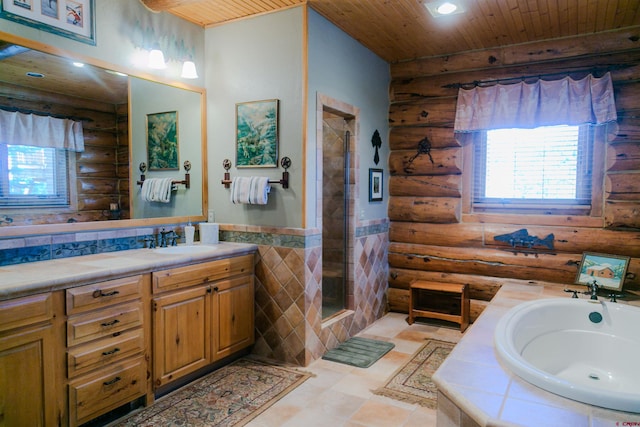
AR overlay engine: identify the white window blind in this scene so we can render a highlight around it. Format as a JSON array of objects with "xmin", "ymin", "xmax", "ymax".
[
  {"xmin": 0, "ymin": 144, "xmax": 69, "ymax": 207},
  {"xmin": 474, "ymin": 125, "xmax": 593, "ymax": 207}
]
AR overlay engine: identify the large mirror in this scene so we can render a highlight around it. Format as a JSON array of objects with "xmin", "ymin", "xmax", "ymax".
[{"xmin": 0, "ymin": 33, "xmax": 207, "ymax": 233}]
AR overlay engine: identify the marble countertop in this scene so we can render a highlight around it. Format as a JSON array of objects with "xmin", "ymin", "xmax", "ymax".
[
  {"xmin": 0, "ymin": 242, "xmax": 257, "ymax": 301},
  {"xmin": 433, "ymin": 282, "xmax": 640, "ymax": 427}
]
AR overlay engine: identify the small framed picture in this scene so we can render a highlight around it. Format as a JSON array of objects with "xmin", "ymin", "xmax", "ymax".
[
  {"xmin": 574, "ymin": 252, "xmax": 630, "ymax": 291},
  {"xmin": 369, "ymin": 168, "xmax": 383, "ymax": 202}
]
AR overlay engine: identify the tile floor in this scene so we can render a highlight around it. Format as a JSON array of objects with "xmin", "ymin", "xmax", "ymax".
[{"xmin": 246, "ymin": 312, "xmax": 465, "ymax": 427}]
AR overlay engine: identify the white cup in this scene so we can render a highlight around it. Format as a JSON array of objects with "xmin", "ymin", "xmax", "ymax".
[
  {"xmin": 200, "ymin": 223, "xmax": 219, "ymax": 244},
  {"xmin": 184, "ymin": 225, "xmax": 195, "ymax": 246}
]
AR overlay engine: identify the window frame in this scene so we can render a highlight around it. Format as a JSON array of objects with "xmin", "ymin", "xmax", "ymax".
[
  {"xmin": 461, "ymin": 125, "xmax": 606, "ymax": 224},
  {"xmin": 0, "ymin": 144, "xmax": 76, "ymax": 210}
]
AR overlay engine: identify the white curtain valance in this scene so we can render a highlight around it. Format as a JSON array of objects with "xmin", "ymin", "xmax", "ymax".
[
  {"xmin": 0, "ymin": 109, "xmax": 84, "ymax": 152},
  {"xmin": 454, "ymin": 72, "xmax": 617, "ymax": 133}
]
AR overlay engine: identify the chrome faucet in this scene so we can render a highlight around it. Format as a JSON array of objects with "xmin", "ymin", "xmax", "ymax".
[
  {"xmin": 166, "ymin": 230, "xmax": 179, "ymax": 246},
  {"xmin": 159, "ymin": 228, "xmax": 169, "ymax": 247},
  {"xmin": 158, "ymin": 228, "xmax": 179, "ymax": 247},
  {"xmin": 143, "ymin": 235, "xmax": 157, "ymax": 249}
]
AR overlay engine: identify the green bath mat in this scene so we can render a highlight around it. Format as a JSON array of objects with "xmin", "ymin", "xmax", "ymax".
[{"xmin": 322, "ymin": 337, "xmax": 395, "ymax": 368}]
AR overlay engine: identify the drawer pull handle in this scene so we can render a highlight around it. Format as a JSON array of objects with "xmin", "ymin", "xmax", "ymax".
[
  {"xmin": 103, "ymin": 376, "xmax": 121, "ymax": 386},
  {"xmin": 101, "ymin": 319, "xmax": 120, "ymax": 327},
  {"xmin": 102, "ymin": 347, "xmax": 120, "ymax": 356},
  {"xmin": 93, "ymin": 289, "xmax": 120, "ymax": 298}
]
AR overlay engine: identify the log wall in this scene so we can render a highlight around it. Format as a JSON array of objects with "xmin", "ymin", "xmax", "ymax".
[
  {"xmin": 0, "ymin": 82, "xmax": 128, "ymax": 225},
  {"xmin": 388, "ymin": 27, "xmax": 640, "ymax": 321}
]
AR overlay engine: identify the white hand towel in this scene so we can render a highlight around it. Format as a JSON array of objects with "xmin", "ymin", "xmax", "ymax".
[
  {"xmin": 141, "ymin": 178, "xmax": 154, "ymax": 202},
  {"xmin": 231, "ymin": 176, "xmax": 271, "ymax": 205},
  {"xmin": 157, "ymin": 177, "xmax": 174, "ymax": 203},
  {"xmin": 141, "ymin": 177, "xmax": 174, "ymax": 203}
]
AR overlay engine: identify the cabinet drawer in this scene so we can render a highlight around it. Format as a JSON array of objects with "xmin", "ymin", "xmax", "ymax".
[
  {"xmin": 67, "ymin": 301, "xmax": 143, "ymax": 346},
  {"xmin": 153, "ymin": 254, "xmax": 254, "ymax": 293},
  {"xmin": 0, "ymin": 293, "xmax": 53, "ymax": 333},
  {"xmin": 69, "ymin": 357, "xmax": 146, "ymax": 425},
  {"xmin": 66, "ymin": 275, "xmax": 144, "ymax": 315},
  {"xmin": 67, "ymin": 328, "xmax": 145, "ymax": 378}
]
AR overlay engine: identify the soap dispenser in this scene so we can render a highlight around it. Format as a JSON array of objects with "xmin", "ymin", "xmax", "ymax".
[{"xmin": 184, "ymin": 219, "xmax": 195, "ymax": 246}]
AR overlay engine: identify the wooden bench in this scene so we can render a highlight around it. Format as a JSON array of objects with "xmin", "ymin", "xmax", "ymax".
[{"xmin": 408, "ymin": 280, "xmax": 470, "ymax": 332}]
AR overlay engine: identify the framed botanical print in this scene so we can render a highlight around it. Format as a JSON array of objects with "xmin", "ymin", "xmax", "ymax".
[
  {"xmin": 236, "ymin": 99, "xmax": 279, "ymax": 168},
  {"xmin": 147, "ymin": 111, "xmax": 179, "ymax": 170}
]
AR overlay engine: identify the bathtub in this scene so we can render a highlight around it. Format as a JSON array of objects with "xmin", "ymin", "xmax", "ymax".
[{"xmin": 494, "ymin": 297, "xmax": 640, "ymax": 413}]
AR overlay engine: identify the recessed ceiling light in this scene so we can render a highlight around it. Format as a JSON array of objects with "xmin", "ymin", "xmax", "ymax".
[
  {"xmin": 425, "ymin": 1, "xmax": 465, "ymax": 17},
  {"xmin": 437, "ymin": 2, "xmax": 457, "ymax": 14},
  {"xmin": 72, "ymin": 62, "xmax": 85, "ymax": 67}
]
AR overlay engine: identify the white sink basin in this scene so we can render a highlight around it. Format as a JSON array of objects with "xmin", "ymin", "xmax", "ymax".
[
  {"xmin": 153, "ymin": 245, "xmax": 218, "ymax": 255},
  {"xmin": 494, "ymin": 298, "xmax": 640, "ymax": 413}
]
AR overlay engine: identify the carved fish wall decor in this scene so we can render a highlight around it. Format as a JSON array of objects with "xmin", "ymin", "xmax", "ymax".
[{"xmin": 494, "ymin": 228, "xmax": 555, "ymax": 250}]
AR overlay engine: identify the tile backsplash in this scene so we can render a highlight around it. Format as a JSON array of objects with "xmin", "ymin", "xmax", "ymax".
[{"xmin": 0, "ymin": 226, "xmax": 158, "ymax": 266}]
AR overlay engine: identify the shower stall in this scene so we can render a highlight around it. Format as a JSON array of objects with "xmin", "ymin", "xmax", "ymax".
[{"xmin": 321, "ymin": 110, "xmax": 354, "ymax": 320}]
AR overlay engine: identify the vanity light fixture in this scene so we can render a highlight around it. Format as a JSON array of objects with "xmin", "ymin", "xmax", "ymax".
[
  {"xmin": 148, "ymin": 48, "xmax": 167, "ymax": 69},
  {"xmin": 424, "ymin": 1, "xmax": 465, "ymax": 17},
  {"xmin": 181, "ymin": 60, "xmax": 198, "ymax": 79}
]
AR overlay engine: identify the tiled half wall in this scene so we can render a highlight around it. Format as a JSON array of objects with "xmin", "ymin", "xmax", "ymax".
[{"xmin": 222, "ymin": 220, "xmax": 389, "ymax": 366}]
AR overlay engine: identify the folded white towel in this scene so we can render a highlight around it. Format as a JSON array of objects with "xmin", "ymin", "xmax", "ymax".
[
  {"xmin": 231, "ymin": 176, "xmax": 271, "ymax": 205},
  {"xmin": 141, "ymin": 177, "xmax": 174, "ymax": 203}
]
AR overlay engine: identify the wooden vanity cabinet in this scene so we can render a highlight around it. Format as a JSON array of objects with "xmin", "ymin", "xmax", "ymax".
[
  {"xmin": 65, "ymin": 274, "xmax": 151, "ymax": 427},
  {"xmin": 0, "ymin": 292, "xmax": 64, "ymax": 427},
  {"xmin": 212, "ymin": 275, "xmax": 255, "ymax": 360},
  {"xmin": 152, "ymin": 254, "xmax": 255, "ymax": 389}
]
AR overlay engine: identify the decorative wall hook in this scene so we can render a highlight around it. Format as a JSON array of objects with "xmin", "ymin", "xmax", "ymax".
[
  {"xmin": 371, "ymin": 129, "xmax": 382, "ymax": 165},
  {"xmin": 404, "ymin": 136, "xmax": 434, "ymax": 173}
]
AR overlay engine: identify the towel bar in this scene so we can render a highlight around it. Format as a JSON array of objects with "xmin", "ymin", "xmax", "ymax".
[
  {"xmin": 221, "ymin": 157, "xmax": 290, "ymax": 189},
  {"xmin": 137, "ymin": 160, "xmax": 191, "ymax": 189}
]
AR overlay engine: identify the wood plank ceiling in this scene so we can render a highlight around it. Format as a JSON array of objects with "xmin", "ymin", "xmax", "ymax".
[{"xmin": 141, "ymin": 0, "xmax": 640, "ymax": 63}]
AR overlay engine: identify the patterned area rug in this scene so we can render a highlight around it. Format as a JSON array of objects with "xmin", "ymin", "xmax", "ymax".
[
  {"xmin": 115, "ymin": 357, "xmax": 312, "ymax": 427},
  {"xmin": 374, "ymin": 339, "xmax": 455, "ymax": 408}
]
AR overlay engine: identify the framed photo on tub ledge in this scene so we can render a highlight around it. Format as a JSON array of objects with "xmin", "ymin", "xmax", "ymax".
[
  {"xmin": 574, "ymin": 252, "xmax": 630, "ymax": 292},
  {"xmin": 0, "ymin": 0, "xmax": 96, "ymax": 45}
]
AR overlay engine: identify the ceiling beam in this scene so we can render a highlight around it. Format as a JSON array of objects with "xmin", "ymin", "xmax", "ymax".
[{"xmin": 140, "ymin": 0, "xmax": 203, "ymax": 12}]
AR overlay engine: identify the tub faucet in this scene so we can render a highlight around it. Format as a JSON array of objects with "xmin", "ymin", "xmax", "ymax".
[{"xmin": 584, "ymin": 281, "xmax": 599, "ymax": 301}]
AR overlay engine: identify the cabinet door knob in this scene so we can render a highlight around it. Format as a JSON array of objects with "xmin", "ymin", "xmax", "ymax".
[{"xmin": 213, "ymin": 286, "xmax": 219, "ymax": 292}]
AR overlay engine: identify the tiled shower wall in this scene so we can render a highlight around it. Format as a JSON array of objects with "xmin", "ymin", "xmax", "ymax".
[{"xmin": 223, "ymin": 221, "xmax": 389, "ymax": 366}]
